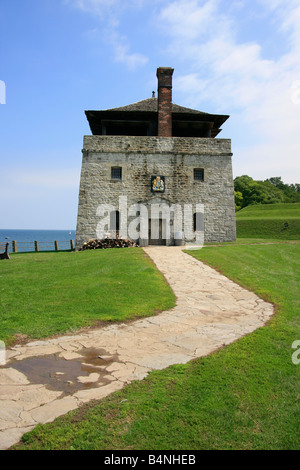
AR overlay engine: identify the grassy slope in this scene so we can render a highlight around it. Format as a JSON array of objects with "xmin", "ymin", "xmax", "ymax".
[
  {"xmin": 14, "ymin": 243, "xmax": 300, "ymax": 450},
  {"xmin": 0, "ymin": 248, "xmax": 175, "ymax": 346},
  {"xmin": 236, "ymin": 203, "xmax": 300, "ymax": 219},
  {"xmin": 236, "ymin": 203, "xmax": 300, "ymax": 239}
]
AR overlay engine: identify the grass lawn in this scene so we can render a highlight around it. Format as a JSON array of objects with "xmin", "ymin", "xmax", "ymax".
[
  {"xmin": 205, "ymin": 238, "xmax": 300, "ymax": 246},
  {"xmin": 236, "ymin": 203, "xmax": 300, "ymax": 239},
  {"xmin": 236, "ymin": 203, "xmax": 300, "ymax": 219},
  {"xmin": 0, "ymin": 248, "xmax": 176, "ymax": 346},
  {"xmin": 13, "ymin": 242, "xmax": 300, "ymax": 450}
]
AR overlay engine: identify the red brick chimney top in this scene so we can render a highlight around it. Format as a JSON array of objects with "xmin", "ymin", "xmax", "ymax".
[{"xmin": 156, "ymin": 67, "xmax": 174, "ymax": 87}]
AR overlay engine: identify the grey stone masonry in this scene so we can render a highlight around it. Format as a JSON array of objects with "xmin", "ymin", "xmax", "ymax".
[
  {"xmin": 83, "ymin": 135, "xmax": 232, "ymax": 155},
  {"xmin": 75, "ymin": 136, "xmax": 236, "ymax": 249}
]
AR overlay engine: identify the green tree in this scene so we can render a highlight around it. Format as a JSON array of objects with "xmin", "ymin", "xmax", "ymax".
[
  {"xmin": 266, "ymin": 177, "xmax": 285, "ymax": 190},
  {"xmin": 234, "ymin": 175, "xmax": 285, "ymax": 208},
  {"xmin": 266, "ymin": 177, "xmax": 300, "ymax": 203},
  {"xmin": 234, "ymin": 191, "xmax": 243, "ymax": 211}
]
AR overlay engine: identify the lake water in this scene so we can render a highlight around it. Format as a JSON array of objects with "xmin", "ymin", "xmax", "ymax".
[{"xmin": 0, "ymin": 229, "xmax": 76, "ymax": 252}]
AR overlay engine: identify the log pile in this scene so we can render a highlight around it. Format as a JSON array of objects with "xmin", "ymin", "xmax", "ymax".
[{"xmin": 79, "ymin": 237, "xmax": 137, "ymax": 251}]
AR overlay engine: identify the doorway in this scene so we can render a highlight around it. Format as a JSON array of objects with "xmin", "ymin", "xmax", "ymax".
[{"xmin": 148, "ymin": 218, "xmax": 166, "ymax": 246}]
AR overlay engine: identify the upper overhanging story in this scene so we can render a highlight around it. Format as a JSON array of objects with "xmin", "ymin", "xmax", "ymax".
[{"xmin": 85, "ymin": 67, "xmax": 229, "ymax": 139}]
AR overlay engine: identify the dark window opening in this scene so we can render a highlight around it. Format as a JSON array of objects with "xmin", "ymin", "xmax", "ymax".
[
  {"xmin": 104, "ymin": 121, "xmax": 151, "ymax": 136},
  {"xmin": 110, "ymin": 211, "xmax": 120, "ymax": 232},
  {"xmin": 172, "ymin": 121, "xmax": 212, "ymax": 138},
  {"xmin": 194, "ymin": 168, "xmax": 204, "ymax": 181},
  {"xmin": 111, "ymin": 167, "xmax": 122, "ymax": 180},
  {"xmin": 193, "ymin": 212, "xmax": 204, "ymax": 232}
]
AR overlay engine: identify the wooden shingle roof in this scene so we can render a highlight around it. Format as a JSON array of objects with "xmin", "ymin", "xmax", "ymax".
[
  {"xmin": 85, "ymin": 97, "xmax": 229, "ymax": 137},
  {"xmin": 105, "ymin": 97, "xmax": 207, "ymax": 115}
]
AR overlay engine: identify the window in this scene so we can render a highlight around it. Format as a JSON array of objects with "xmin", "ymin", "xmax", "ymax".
[
  {"xmin": 111, "ymin": 167, "xmax": 122, "ymax": 180},
  {"xmin": 193, "ymin": 212, "xmax": 204, "ymax": 232},
  {"xmin": 110, "ymin": 211, "xmax": 120, "ymax": 232},
  {"xmin": 194, "ymin": 168, "xmax": 204, "ymax": 181}
]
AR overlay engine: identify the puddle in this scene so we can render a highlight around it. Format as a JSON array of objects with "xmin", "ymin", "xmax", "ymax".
[{"xmin": 11, "ymin": 348, "xmax": 120, "ymax": 395}]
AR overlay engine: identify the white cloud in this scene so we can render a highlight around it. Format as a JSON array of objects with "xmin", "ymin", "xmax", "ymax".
[
  {"xmin": 113, "ymin": 42, "xmax": 149, "ymax": 69},
  {"xmin": 104, "ymin": 29, "xmax": 149, "ymax": 69},
  {"xmin": 158, "ymin": 0, "xmax": 221, "ymax": 41},
  {"xmin": 65, "ymin": 0, "xmax": 149, "ymax": 69}
]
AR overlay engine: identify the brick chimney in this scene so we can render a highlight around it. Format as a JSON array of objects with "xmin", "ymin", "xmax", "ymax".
[{"xmin": 157, "ymin": 67, "xmax": 174, "ymax": 137}]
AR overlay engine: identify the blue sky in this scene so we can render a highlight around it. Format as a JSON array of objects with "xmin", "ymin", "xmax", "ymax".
[{"xmin": 0, "ymin": 0, "xmax": 299, "ymax": 229}]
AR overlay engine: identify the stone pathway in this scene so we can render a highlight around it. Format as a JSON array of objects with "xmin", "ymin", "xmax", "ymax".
[{"xmin": 0, "ymin": 247, "xmax": 274, "ymax": 450}]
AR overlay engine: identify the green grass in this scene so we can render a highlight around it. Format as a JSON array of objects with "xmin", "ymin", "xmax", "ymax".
[
  {"xmin": 205, "ymin": 237, "xmax": 300, "ymax": 246},
  {"xmin": 236, "ymin": 203, "xmax": 300, "ymax": 219},
  {"xmin": 13, "ymin": 243, "xmax": 300, "ymax": 450},
  {"xmin": 236, "ymin": 219, "xmax": 300, "ymax": 239},
  {"xmin": 236, "ymin": 203, "xmax": 300, "ymax": 239},
  {"xmin": 0, "ymin": 248, "xmax": 176, "ymax": 346}
]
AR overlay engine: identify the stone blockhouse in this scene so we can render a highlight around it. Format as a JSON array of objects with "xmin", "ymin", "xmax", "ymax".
[{"xmin": 75, "ymin": 67, "xmax": 236, "ymax": 249}]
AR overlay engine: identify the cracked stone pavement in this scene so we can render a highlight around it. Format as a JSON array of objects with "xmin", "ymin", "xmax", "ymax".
[{"xmin": 0, "ymin": 246, "xmax": 274, "ymax": 449}]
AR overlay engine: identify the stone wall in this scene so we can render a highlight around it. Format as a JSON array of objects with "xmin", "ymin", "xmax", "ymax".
[{"xmin": 75, "ymin": 136, "xmax": 236, "ymax": 249}]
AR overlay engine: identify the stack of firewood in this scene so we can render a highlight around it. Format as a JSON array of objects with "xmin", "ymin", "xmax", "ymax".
[{"xmin": 79, "ymin": 237, "xmax": 137, "ymax": 251}]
